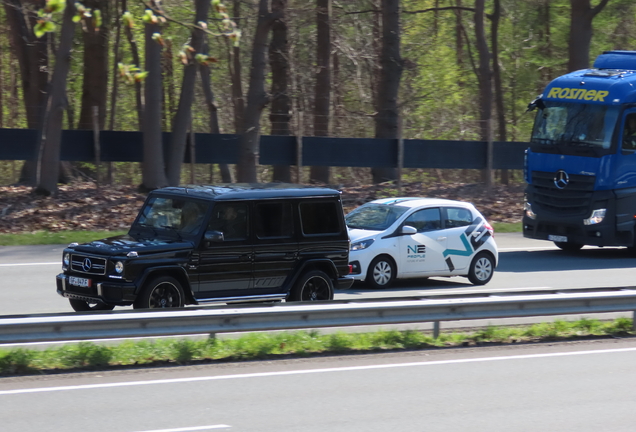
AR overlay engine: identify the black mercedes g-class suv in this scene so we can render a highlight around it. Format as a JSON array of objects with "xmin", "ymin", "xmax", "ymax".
[{"xmin": 56, "ymin": 184, "xmax": 353, "ymax": 311}]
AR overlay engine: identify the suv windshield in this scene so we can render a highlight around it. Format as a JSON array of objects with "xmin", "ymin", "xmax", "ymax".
[
  {"xmin": 531, "ymin": 101, "xmax": 619, "ymax": 150},
  {"xmin": 346, "ymin": 204, "xmax": 409, "ymax": 231},
  {"xmin": 134, "ymin": 196, "xmax": 209, "ymax": 236}
]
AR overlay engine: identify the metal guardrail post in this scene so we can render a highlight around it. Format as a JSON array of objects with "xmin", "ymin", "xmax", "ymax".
[
  {"xmin": 433, "ymin": 321, "xmax": 440, "ymax": 339},
  {"xmin": 632, "ymin": 310, "xmax": 636, "ymax": 331}
]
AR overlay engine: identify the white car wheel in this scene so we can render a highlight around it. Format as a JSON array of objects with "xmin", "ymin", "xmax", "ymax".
[
  {"xmin": 468, "ymin": 252, "xmax": 494, "ymax": 285},
  {"xmin": 367, "ymin": 256, "xmax": 396, "ymax": 289}
]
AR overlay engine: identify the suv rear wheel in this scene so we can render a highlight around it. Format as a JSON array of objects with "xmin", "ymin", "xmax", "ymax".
[
  {"xmin": 288, "ymin": 270, "xmax": 334, "ymax": 301},
  {"xmin": 134, "ymin": 276, "xmax": 185, "ymax": 309}
]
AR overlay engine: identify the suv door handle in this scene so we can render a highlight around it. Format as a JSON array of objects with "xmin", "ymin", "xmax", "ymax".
[{"xmin": 437, "ymin": 236, "xmax": 447, "ymax": 241}]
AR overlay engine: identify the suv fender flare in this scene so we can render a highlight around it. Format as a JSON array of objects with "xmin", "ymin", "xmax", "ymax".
[
  {"xmin": 284, "ymin": 259, "xmax": 338, "ymax": 293},
  {"xmin": 136, "ymin": 266, "xmax": 195, "ymax": 303}
]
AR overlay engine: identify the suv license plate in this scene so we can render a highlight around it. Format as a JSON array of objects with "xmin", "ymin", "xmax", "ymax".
[
  {"xmin": 69, "ymin": 276, "xmax": 91, "ymax": 288},
  {"xmin": 548, "ymin": 235, "xmax": 567, "ymax": 243}
]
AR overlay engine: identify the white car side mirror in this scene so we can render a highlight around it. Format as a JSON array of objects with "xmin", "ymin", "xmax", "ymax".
[{"xmin": 401, "ymin": 225, "xmax": 417, "ymax": 235}]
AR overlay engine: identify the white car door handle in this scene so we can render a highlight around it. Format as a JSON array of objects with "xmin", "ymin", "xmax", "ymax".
[{"xmin": 437, "ymin": 236, "xmax": 446, "ymax": 241}]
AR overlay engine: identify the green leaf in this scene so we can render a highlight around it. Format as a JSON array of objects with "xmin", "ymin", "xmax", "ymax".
[
  {"xmin": 34, "ymin": 20, "xmax": 56, "ymax": 38},
  {"xmin": 72, "ymin": 14, "xmax": 81, "ymax": 22}
]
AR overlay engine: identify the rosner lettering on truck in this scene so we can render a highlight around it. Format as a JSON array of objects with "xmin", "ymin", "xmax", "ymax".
[
  {"xmin": 545, "ymin": 87, "xmax": 609, "ymax": 102},
  {"xmin": 524, "ymin": 50, "xmax": 636, "ymax": 252}
]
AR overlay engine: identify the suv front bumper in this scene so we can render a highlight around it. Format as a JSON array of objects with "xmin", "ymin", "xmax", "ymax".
[{"xmin": 56, "ymin": 273, "xmax": 137, "ymax": 306}]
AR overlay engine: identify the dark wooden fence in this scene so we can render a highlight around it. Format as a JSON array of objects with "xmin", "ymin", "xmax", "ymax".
[{"xmin": 0, "ymin": 128, "xmax": 528, "ymax": 169}]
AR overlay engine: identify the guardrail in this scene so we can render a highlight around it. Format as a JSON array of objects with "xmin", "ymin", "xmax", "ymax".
[{"xmin": 1, "ymin": 289, "xmax": 636, "ymax": 344}]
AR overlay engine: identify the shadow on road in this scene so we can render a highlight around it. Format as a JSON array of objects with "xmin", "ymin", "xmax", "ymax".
[{"xmin": 496, "ymin": 247, "xmax": 635, "ymax": 273}]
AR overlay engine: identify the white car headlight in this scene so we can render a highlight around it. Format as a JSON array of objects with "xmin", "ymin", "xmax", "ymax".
[
  {"xmin": 115, "ymin": 261, "xmax": 125, "ymax": 274},
  {"xmin": 583, "ymin": 209, "xmax": 606, "ymax": 225},
  {"xmin": 351, "ymin": 239, "xmax": 374, "ymax": 251}
]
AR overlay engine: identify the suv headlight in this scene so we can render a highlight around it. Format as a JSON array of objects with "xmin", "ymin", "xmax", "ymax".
[
  {"xmin": 351, "ymin": 239, "xmax": 374, "ymax": 251},
  {"xmin": 584, "ymin": 209, "xmax": 606, "ymax": 225},
  {"xmin": 524, "ymin": 201, "xmax": 537, "ymax": 220},
  {"xmin": 63, "ymin": 253, "xmax": 70, "ymax": 269},
  {"xmin": 114, "ymin": 261, "xmax": 125, "ymax": 274}
]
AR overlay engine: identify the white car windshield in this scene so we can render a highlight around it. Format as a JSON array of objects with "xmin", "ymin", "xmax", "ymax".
[{"xmin": 346, "ymin": 204, "xmax": 409, "ymax": 231}]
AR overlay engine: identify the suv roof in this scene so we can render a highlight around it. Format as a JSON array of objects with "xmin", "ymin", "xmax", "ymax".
[{"xmin": 154, "ymin": 184, "xmax": 342, "ymax": 201}]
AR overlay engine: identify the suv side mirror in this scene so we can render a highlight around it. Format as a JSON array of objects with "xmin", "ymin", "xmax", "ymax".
[
  {"xmin": 401, "ymin": 225, "xmax": 417, "ymax": 235},
  {"xmin": 204, "ymin": 230, "xmax": 224, "ymax": 246}
]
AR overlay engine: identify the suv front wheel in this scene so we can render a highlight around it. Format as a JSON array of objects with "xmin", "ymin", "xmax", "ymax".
[
  {"xmin": 134, "ymin": 275, "xmax": 185, "ymax": 309},
  {"xmin": 288, "ymin": 270, "xmax": 334, "ymax": 301}
]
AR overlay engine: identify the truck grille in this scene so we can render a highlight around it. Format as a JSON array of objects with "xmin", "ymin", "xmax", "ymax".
[
  {"xmin": 531, "ymin": 171, "xmax": 595, "ymax": 215},
  {"xmin": 70, "ymin": 254, "xmax": 107, "ymax": 275}
]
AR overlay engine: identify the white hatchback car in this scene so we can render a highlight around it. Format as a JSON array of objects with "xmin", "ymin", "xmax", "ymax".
[{"xmin": 346, "ymin": 197, "xmax": 498, "ymax": 288}]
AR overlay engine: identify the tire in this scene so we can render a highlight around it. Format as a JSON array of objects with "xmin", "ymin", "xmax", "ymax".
[
  {"xmin": 134, "ymin": 276, "xmax": 185, "ymax": 309},
  {"xmin": 69, "ymin": 299, "xmax": 115, "ymax": 312},
  {"xmin": 366, "ymin": 256, "xmax": 396, "ymax": 289},
  {"xmin": 467, "ymin": 252, "xmax": 495, "ymax": 285},
  {"xmin": 554, "ymin": 241, "xmax": 583, "ymax": 251},
  {"xmin": 288, "ymin": 270, "xmax": 334, "ymax": 302}
]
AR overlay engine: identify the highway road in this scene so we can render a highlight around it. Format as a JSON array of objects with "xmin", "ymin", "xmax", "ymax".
[
  {"xmin": 1, "ymin": 233, "xmax": 634, "ymax": 317},
  {"xmin": 1, "ymin": 338, "xmax": 636, "ymax": 431}
]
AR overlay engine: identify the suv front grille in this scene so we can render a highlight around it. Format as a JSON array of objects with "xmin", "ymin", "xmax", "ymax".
[
  {"xmin": 70, "ymin": 254, "xmax": 107, "ymax": 275},
  {"xmin": 531, "ymin": 171, "xmax": 595, "ymax": 216}
]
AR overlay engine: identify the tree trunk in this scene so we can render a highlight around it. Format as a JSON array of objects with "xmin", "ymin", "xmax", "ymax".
[
  {"xmin": 166, "ymin": 0, "xmax": 210, "ymax": 186},
  {"xmin": 236, "ymin": 0, "xmax": 276, "ymax": 183},
  {"xmin": 230, "ymin": 0, "xmax": 245, "ymax": 135},
  {"xmin": 141, "ymin": 3, "xmax": 168, "ymax": 191},
  {"xmin": 34, "ymin": 1, "xmax": 76, "ymax": 195},
  {"xmin": 567, "ymin": 0, "xmax": 610, "ymax": 72},
  {"xmin": 199, "ymin": 48, "xmax": 232, "ymax": 183},
  {"xmin": 77, "ymin": 0, "xmax": 110, "ymax": 130},
  {"xmin": 4, "ymin": 0, "xmax": 50, "ymax": 184},
  {"xmin": 474, "ymin": 0, "xmax": 492, "ymax": 188},
  {"xmin": 122, "ymin": 0, "xmax": 144, "ymax": 130},
  {"xmin": 269, "ymin": 0, "xmax": 291, "ymax": 183},
  {"xmin": 491, "ymin": 0, "xmax": 508, "ymax": 185},
  {"xmin": 372, "ymin": 0, "xmax": 402, "ymax": 184},
  {"xmin": 310, "ymin": 0, "xmax": 331, "ymax": 184}
]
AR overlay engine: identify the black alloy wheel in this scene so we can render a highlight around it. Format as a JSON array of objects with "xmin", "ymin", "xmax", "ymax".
[
  {"xmin": 288, "ymin": 270, "xmax": 334, "ymax": 301},
  {"xmin": 134, "ymin": 276, "xmax": 185, "ymax": 309}
]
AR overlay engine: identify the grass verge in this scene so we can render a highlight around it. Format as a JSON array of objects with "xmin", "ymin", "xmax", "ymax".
[
  {"xmin": 491, "ymin": 222, "xmax": 522, "ymax": 233},
  {"xmin": 0, "ymin": 317, "xmax": 631, "ymax": 376},
  {"xmin": 0, "ymin": 230, "xmax": 128, "ymax": 246},
  {"xmin": 0, "ymin": 223, "xmax": 523, "ymax": 246}
]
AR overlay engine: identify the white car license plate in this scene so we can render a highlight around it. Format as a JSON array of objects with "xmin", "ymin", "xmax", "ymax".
[
  {"xmin": 69, "ymin": 276, "xmax": 91, "ymax": 288},
  {"xmin": 548, "ymin": 235, "xmax": 567, "ymax": 243}
]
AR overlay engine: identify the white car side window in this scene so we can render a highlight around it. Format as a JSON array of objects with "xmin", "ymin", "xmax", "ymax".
[
  {"xmin": 404, "ymin": 208, "xmax": 441, "ymax": 233},
  {"xmin": 445, "ymin": 207, "xmax": 473, "ymax": 228}
]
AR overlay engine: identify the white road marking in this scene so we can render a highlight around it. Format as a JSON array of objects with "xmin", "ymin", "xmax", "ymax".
[
  {"xmin": 0, "ymin": 262, "xmax": 59, "ymax": 267},
  {"xmin": 2, "ymin": 346, "xmax": 636, "ymax": 396},
  {"xmin": 131, "ymin": 426, "xmax": 231, "ymax": 432},
  {"xmin": 420, "ymin": 286, "xmax": 553, "ymax": 296}
]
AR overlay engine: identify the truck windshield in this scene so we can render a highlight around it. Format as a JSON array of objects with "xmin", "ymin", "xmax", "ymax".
[{"xmin": 531, "ymin": 101, "xmax": 619, "ymax": 150}]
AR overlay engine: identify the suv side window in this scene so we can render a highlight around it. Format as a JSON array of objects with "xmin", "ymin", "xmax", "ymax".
[
  {"xmin": 445, "ymin": 207, "xmax": 473, "ymax": 228},
  {"xmin": 255, "ymin": 202, "xmax": 293, "ymax": 238},
  {"xmin": 300, "ymin": 201, "xmax": 341, "ymax": 235},
  {"xmin": 207, "ymin": 203, "xmax": 249, "ymax": 241},
  {"xmin": 403, "ymin": 208, "xmax": 441, "ymax": 232}
]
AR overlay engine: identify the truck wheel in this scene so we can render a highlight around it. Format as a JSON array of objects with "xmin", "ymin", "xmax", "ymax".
[
  {"xmin": 69, "ymin": 299, "xmax": 115, "ymax": 312},
  {"xmin": 366, "ymin": 256, "xmax": 396, "ymax": 289},
  {"xmin": 467, "ymin": 252, "xmax": 495, "ymax": 285},
  {"xmin": 554, "ymin": 241, "xmax": 583, "ymax": 251},
  {"xmin": 134, "ymin": 276, "xmax": 185, "ymax": 309},
  {"xmin": 288, "ymin": 270, "xmax": 334, "ymax": 301}
]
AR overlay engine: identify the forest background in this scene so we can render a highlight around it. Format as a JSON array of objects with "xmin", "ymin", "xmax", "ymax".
[{"xmin": 0, "ymin": 0, "xmax": 634, "ymax": 234}]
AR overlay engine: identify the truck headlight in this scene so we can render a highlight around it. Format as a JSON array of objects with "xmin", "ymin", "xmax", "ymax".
[
  {"xmin": 115, "ymin": 261, "xmax": 125, "ymax": 274},
  {"xmin": 584, "ymin": 209, "xmax": 606, "ymax": 225},
  {"xmin": 63, "ymin": 253, "xmax": 70, "ymax": 269},
  {"xmin": 524, "ymin": 202, "xmax": 537, "ymax": 220},
  {"xmin": 351, "ymin": 239, "xmax": 374, "ymax": 251}
]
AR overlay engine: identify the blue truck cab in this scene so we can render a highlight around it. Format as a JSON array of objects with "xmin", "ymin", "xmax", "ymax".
[{"xmin": 524, "ymin": 50, "xmax": 636, "ymax": 250}]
